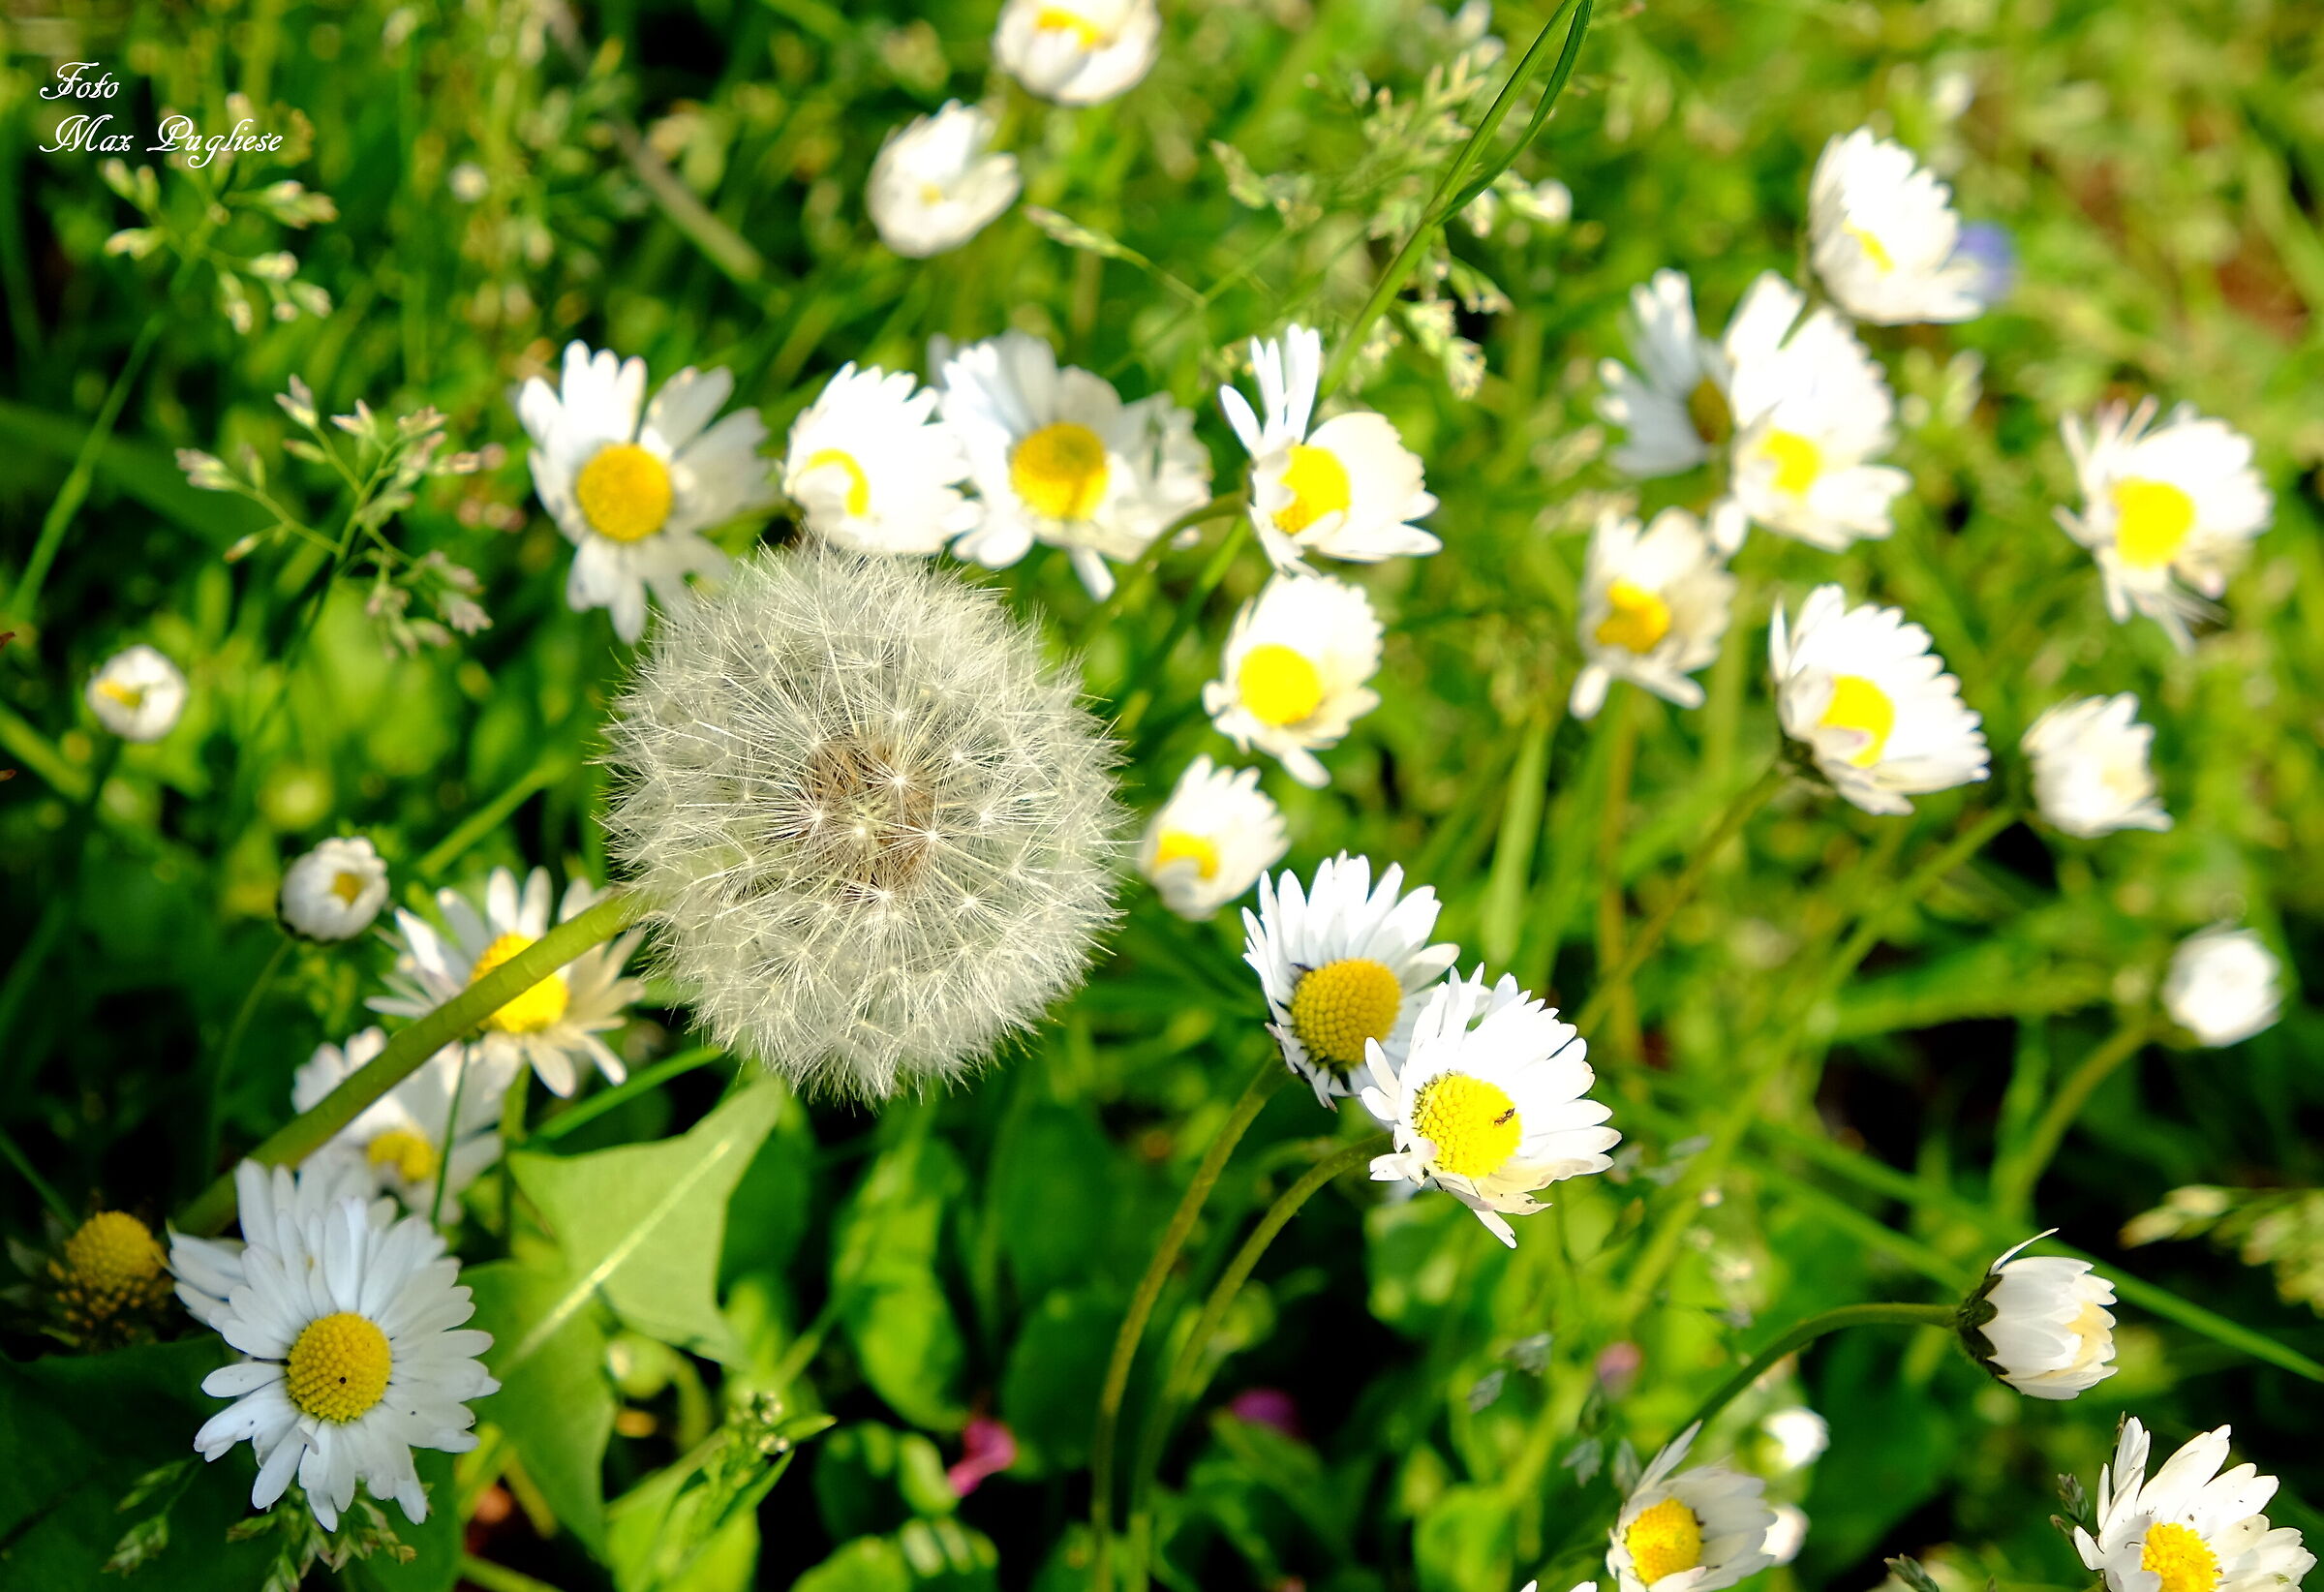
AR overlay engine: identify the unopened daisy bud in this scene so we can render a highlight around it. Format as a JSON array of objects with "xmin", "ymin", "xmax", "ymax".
[
  {"xmin": 1138, "ymin": 755, "xmax": 1288, "ymax": 920},
  {"xmin": 1809, "ymin": 128, "xmax": 1994, "ymax": 325},
  {"xmin": 2162, "ymin": 926, "xmax": 2281, "ymax": 1048},
  {"xmin": 1570, "ymin": 506, "xmax": 1737, "ymax": 720},
  {"xmin": 994, "ymin": 0, "xmax": 1160, "ymax": 106},
  {"xmin": 2022, "ymin": 694, "xmax": 2171, "ymax": 838},
  {"xmin": 46, "ymin": 1210, "xmax": 173, "ymax": 1345},
  {"xmin": 1607, "ymin": 1424, "xmax": 1778, "ymax": 1592},
  {"xmin": 1202, "ymin": 572, "xmax": 1382, "ymax": 789},
  {"xmin": 602, "ymin": 546, "xmax": 1120, "ymax": 1101},
  {"xmin": 279, "ymin": 836, "xmax": 391, "ymax": 940},
  {"xmin": 867, "ymin": 102, "xmax": 1021, "ymax": 259},
  {"xmin": 87, "ymin": 644, "xmax": 189, "ymax": 742},
  {"xmin": 1959, "ymin": 1233, "xmax": 2118, "ymax": 1400},
  {"xmin": 2073, "ymin": 1419, "xmax": 2314, "ymax": 1592}
]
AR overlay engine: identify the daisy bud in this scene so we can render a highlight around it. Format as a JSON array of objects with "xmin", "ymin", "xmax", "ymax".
[
  {"xmin": 994, "ymin": 0, "xmax": 1160, "ymax": 106},
  {"xmin": 86, "ymin": 644, "xmax": 189, "ymax": 742},
  {"xmin": 866, "ymin": 102, "xmax": 1021, "ymax": 260},
  {"xmin": 279, "ymin": 835, "xmax": 391, "ymax": 940},
  {"xmin": 2022, "ymin": 694, "xmax": 2171, "ymax": 838},
  {"xmin": 2162, "ymin": 926, "xmax": 2281, "ymax": 1048},
  {"xmin": 1958, "ymin": 1233, "xmax": 2118, "ymax": 1400}
]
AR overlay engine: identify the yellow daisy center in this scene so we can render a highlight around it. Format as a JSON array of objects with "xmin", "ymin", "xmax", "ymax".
[
  {"xmin": 1686, "ymin": 378, "xmax": 1732, "ymax": 447},
  {"xmin": 367, "ymin": 1128, "xmax": 440, "ymax": 1185},
  {"xmin": 1846, "ymin": 222, "xmax": 1896, "ymax": 273},
  {"xmin": 2141, "ymin": 1523, "xmax": 2221, "ymax": 1592},
  {"xmin": 1289, "ymin": 957, "xmax": 1401, "ymax": 1069},
  {"xmin": 1819, "ymin": 674, "xmax": 1896, "ymax": 769},
  {"xmin": 1411, "ymin": 1073, "xmax": 1522, "ymax": 1179},
  {"xmin": 1236, "ymin": 643, "xmax": 1325, "ymax": 727},
  {"xmin": 329, "ymin": 869, "xmax": 371, "ymax": 906},
  {"xmin": 1009, "ymin": 421, "xmax": 1111, "ymax": 521},
  {"xmin": 1274, "ymin": 443, "xmax": 1354, "ymax": 536},
  {"xmin": 97, "ymin": 679, "xmax": 148, "ymax": 709},
  {"xmin": 1625, "ymin": 1497, "xmax": 1706, "ymax": 1586},
  {"xmin": 1758, "ymin": 428, "xmax": 1824, "ymax": 496},
  {"xmin": 469, "ymin": 930, "xmax": 570, "ymax": 1035},
  {"xmin": 1034, "ymin": 4, "xmax": 1107, "ymax": 45},
  {"xmin": 63, "ymin": 1211, "xmax": 164, "ymax": 1296},
  {"xmin": 574, "ymin": 442, "xmax": 674, "ymax": 544},
  {"xmin": 2109, "ymin": 476, "xmax": 2196, "ymax": 571},
  {"xmin": 801, "ymin": 447, "xmax": 873, "ymax": 518},
  {"xmin": 1151, "ymin": 829, "xmax": 1221, "ymax": 881},
  {"xmin": 286, "ymin": 1311, "xmax": 393, "ymax": 1424},
  {"xmin": 1595, "ymin": 578, "xmax": 1673, "ymax": 655}
]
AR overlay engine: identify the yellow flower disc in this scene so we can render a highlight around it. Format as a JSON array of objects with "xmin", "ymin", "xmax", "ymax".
[
  {"xmin": 1289, "ymin": 957, "xmax": 1401, "ymax": 1068},
  {"xmin": 1846, "ymin": 222, "xmax": 1897, "ymax": 273},
  {"xmin": 1033, "ymin": 4, "xmax": 1106, "ymax": 44},
  {"xmin": 1595, "ymin": 578, "xmax": 1673, "ymax": 655},
  {"xmin": 2140, "ymin": 1523, "xmax": 2221, "ymax": 1592},
  {"xmin": 367, "ymin": 1128, "xmax": 440, "ymax": 1185},
  {"xmin": 575, "ymin": 442, "xmax": 675, "ymax": 543},
  {"xmin": 1236, "ymin": 644, "xmax": 1325, "ymax": 727},
  {"xmin": 1151, "ymin": 829, "xmax": 1221, "ymax": 881},
  {"xmin": 1009, "ymin": 422, "xmax": 1111, "ymax": 522},
  {"xmin": 469, "ymin": 931, "xmax": 571, "ymax": 1035},
  {"xmin": 1625, "ymin": 1497, "xmax": 1706, "ymax": 1586},
  {"xmin": 1411, "ymin": 1073, "xmax": 1523, "ymax": 1179},
  {"xmin": 2109, "ymin": 476, "xmax": 2196, "ymax": 571},
  {"xmin": 1819, "ymin": 674, "xmax": 1897, "ymax": 769},
  {"xmin": 63, "ymin": 1211, "xmax": 165, "ymax": 1294},
  {"xmin": 1758, "ymin": 428, "xmax": 1824, "ymax": 496},
  {"xmin": 329, "ymin": 869, "xmax": 371, "ymax": 906},
  {"xmin": 801, "ymin": 448, "xmax": 873, "ymax": 518},
  {"xmin": 286, "ymin": 1311, "xmax": 393, "ymax": 1424},
  {"xmin": 1273, "ymin": 444, "xmax": 1354, "ymax": 536},
  {"xmin": 96, "ymin": 679, "xmax": 149, "ymax": 709}
]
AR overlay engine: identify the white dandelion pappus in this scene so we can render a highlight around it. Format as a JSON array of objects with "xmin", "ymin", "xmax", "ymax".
[
  {"xmin": 1809, "ymin": 128, "xmax": 1994, "ymax": 325},
  {"xmin": 1202, "ymin": 571, "xmax": 1383, "ymax": 789},
  {"xmin": 1570, "ymin": 506, "xmax": 1738, "ymax": 719},
  {"xmin": 280, "ymin": 835, "xmax": 392, "ymax": 941},
  {"xmin": 2074, "ymin": 1419, "xmax": 2314, "ymax": 1592},
  {"xmin": 2162, "ymin": 927, "xmax": 2282, "ymax": 1049},
  {"xmin": 1138, "ymin": 755, "xmax": 1289, "ymax": 921},
  {"xmin": 782, "ymin": 363, "xmax": 976, "ymax": 556},
  {"xmin": 867, "ymin": 102, "xmax": 1021, "ymax": 259},
  {"xmin": 1966, "ymin": 1232, "xmax": 2119, "ymax": 1400},
  {"xmin": 2022, "ymin": 694, "xmax": 2172, "ymax": 839},
  {"xmin": 87, "ymin": 644, "xmax": 189, "ymax": 742},
  {"xmin": 994, "ymin": 0, "xmax": 1160, "ymax": 106},
  {"xmin": 291, "ymin": 1027, "xmax": 519, "ymax": 1214}
]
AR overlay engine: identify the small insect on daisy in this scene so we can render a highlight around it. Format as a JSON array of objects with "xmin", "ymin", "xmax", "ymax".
[
  {"xmin": 867, "ymin": 102, "xmax": 1022, "ymax": 259},
  {"xmin": 86, "ymin": 643, "xmax": 188, "ymax": 742},
  {"xmin": 1770, "ymin": 584, "xmax": 1989, "ymax": 816},
  {"xmin": 1218, "ymin": 323, "xmax": 1439, "ymax": 573},
  {"xmin": 993, "ymin": 0, "xmax": 1160, "ymax": 106},
  {"xmin": 1361, "ymin": 968, "xmax": 1620, "ymax": 1247},
  {"xmin": 937, "ymin": 330, "xmax": 1211, "ymax": 599},
  {"xmin": 2022, "ymin": 694, "xmax": 2172, "ymax": 839},
  {"xmin": 2162, "ymin": 926, "xmax": 2281, "ymax": 1049},
  {"xmin": 279, "ymin": 835, "xmax": 392, "ymax": 941},
  {"xmin": 1596, "ymin": 269, "xmax": 1744, "ymax": 484},
  {"xmin": 1606, "ymin": 1424, "xmax": 1780, "ymax": 1592},
  {"xmin": 1138, "ymin": 755, "xmax": 1290, "ymax": 921},
  {"xmin": 371, "ymin": 866, "xmax": 645, "ymax": 1098},
  {"xmin": 1241, "ymin": 854, "xmax": 1458, "ymax": 1107},
  {"xmin": 515, "ymin": 341, "xmax": 779, "ymax": 643},
  {"xmin": 2056, "ymin": 398, "xmax": 2272, "ymax": 652},
  {"xmin": 782, "ymin": 363, "xmax": 977, "ymax": 557},
  {"xmin": 1808, "ymin": 127, "xmax": 1997, "ymax": 326},
  {"xmin": 1203, "ymin": 572, "xmax": 1383, "ymax": 789},
  {"xmin": 1959, "ymin": 1231, "xmax": 2119, "ymax": 1400},
  {"xmin": 1570, "ymin": 506, "xmax": 1739, "ymax": 719},
  {"xmin": 2073, "ymin": 1419, "xmax": 2314, "ymax": 1592},
  {"xmin": 292, "ymin": 1028, "xmax": 519, "ymax": 1214}
]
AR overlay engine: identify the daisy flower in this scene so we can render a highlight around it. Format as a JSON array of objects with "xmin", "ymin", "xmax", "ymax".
[
  {"xmin": 1361, "ymin": 968, "xmax": 1619, "ymax": 1246},
  {"xmin": 171, "ymin": 1161, "xmax": 497, "ymax": 1531},
  {"xmin": 1202, "ymin": 572, "xmax": 1382, "ymax": 788},
  {"xmin": 1240, "ymin": 854, "xmax": 1459, "ymax": 1107},
  {"xmin": 280, "ymin": 836, "xmax": 391, "ymax": 941},
  {"xmin": 86, "ymin": 644, "xmax": 188, "ymax": 742},
  {"xmin": 1219, "ymin": 324, "xmax": 1439, "ymax": 573},
  {"xmin": 1963, "ymin": 1232, "xmax": 2119, "ymax": 1400},
  {"xmin": 2057, "ymin": 399, "xmax": 2272, "ymax": 652},
  {"xmin": 515, "ymin": 341, "xmax": 777, "ymax": 643},
  {"xmin": 937, "ymin": 330, "xmax": 1211, "ymax": 599},
  {"xmin": 1570, "ymin": 506, "xmax": 1739, "ymax": 719},
  {"xmin": 291, "ymin": 1028, "xmax": 519, "ymax": 1213},
  {"xmin": 2073, "ymin": 1419, "xmax": 2313, "ymax": 1592},
  {"xmin": 781, "ymin": 363, "xmax": 976, "ymax": 555},
  {"xmin": 1138, "ymin": 755, "xmax": 1290, "ymax": 920},
  {"xmin": 371, "ymin": 867, "xmax": 645, "ymax": 1098},
  {"xmin": 1770, "ymin": 584, "xmax": 1989, "ymax": 816},
  {"xmin": 867, "ymin": 102, "xmax": 1021, "ymax": 259},
  {"xmin": 994, "ymin": 0, "xmax": 1160, "ymax": 105},
  {"xmin": 1808, "ymin": 128, "xmax": 1993, "ymax": 325},
  {"xmin": 2022, "ymin": 694, "xmax": 2172, "ymax": 839},
  {"xmin": 1595, "ymin": 269, "xmax": 1738, "ymax": 481},
  {"xmin": 2162, "ymin": 927, "xmax": 2281, "ymax": 1048},
  {"xmin": 1607, "ymin": 1424, "xmax": 1779, "ymax": 1592}
]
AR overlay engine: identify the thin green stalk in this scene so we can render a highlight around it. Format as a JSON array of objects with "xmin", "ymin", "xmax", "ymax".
[
  {"xmin": 1591, "ymin": 688, "xmax": 1641, "ymax": 1060},
  {"xmin": 1091, "ymin": 1053, "xmax": 1290, "ymax": 1592},
  {"xmin": 0, "ymin": 1121, "xmax": 74, "ymax": 1225},
  {"xmin": 1074, "ymin": 495, "xmax": 1248, "ymax": 656},
  {"xmin": 175, "ymin": 889, "xmax": 645, "ymax": 1234},
  {"xmin": 427, "ymin": 1049, "xmax": 473, "ymax": 1229},
  {"xmin": 1991, "ymin": 1016, "xmax": 2157, "ymax": 1218},
  {"xmin": 458, "ymin": 1556, "xmax": 569, "ymax": 1592},
  {"xmin": 1480, "ymin": 705, "xmax": 1558, "ymax": 965},
  {"xmin": 1826, "ymin": 805, "xmax": 2020, "ymax": 992},
  {"xmin": 1672, "ymin": 1301, "xmax": 1958, "ymax": 1452},
  {"xmin": 531, "ymin": 1046, "xmax": 726, "ymax": 1144},
  {"xmin": 199, "ymin": 936, "xmax": 293, "ymax": 1186},
  {"xmin": 5, "ymin": 315, "xmax": 164, "ymax": 627},
  {"xmin": 417, "ymin": 751, "xmax": 574, "ymax": 879},
  {"xmin": 1114, "ymin": 517, "xmax": 1253, "ymax": 737}
]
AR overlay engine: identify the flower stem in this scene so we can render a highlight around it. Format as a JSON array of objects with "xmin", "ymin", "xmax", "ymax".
[
  {"xmin": 174, "ymin": 888, "xmax": 647, "ymax": 1235},
  {"xmin": 1672, "ymin": 1301, "xmax": 1958, "ymax": 1440},
  {"xmin": 199, "ymin": 935, "xmax": 293, "ymax": 1185},
  {"xmin": 1591, "ymin": 687, "xmax": 1642, "ymax": 1059},
  {"xmin": 531, "ymin": 1045, "xmax": 726, "ymax": 1144},
  {"xmin": 1114, "ymin": 516, "xmax": 1253, "ymax": 738},
  {"xmin": 1074, "ymin": 494, "xmax": 1249, "ymax": 657},
  {"xmin": 1991, "ymin": 1016, "xmax": 2156, "ymax": 1218}
]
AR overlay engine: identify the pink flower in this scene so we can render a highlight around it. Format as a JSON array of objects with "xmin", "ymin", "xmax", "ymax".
[
  {"xmin": 1226, "ymin": 1387, "xmax": 1305, "ymax": 1441},
  {"xmin": 946, "ymin": 1417, "xmax": 1018, "ymax": 1497}
]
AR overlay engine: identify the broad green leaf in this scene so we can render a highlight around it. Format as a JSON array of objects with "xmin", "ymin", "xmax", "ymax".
[
  {"xmin": 606, "ymin": 1452, "xmax": 762, "ymax": 1592},
  {"xmin": 844, "ymin": 1273, "xmax": 968, "ymax": 1433},
  {"xmin": 990, "ymin": 1102, "xmax": 1117, "ymax": 1302},
  {"xmin": 795, "ymin": 1535, "xmax": 914, "ymax": 1592},
  {"xmin": 465, "ymin": 1259, "xmax": 616, "ymax": 1554},
  {"xmin": 998, "ymin": 1289, "xmax": 1116, "ymax": 1474},
  {"xmin": 810, "ymin": 1423, "xmax": 957, "ymax": 1542}
]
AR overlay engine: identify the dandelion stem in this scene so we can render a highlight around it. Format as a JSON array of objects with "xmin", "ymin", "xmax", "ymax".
[
  {"xmin": 174, "ymin": 888, "xmax": 647, "ymax": 1234},
  {"xmin": 1991, "ymin": 1016, "xmax": 2156, "ymax": 1218},
  {"xmin": 199, "ymin": 936, "xmax": 293, "ymax": 1186},
  {"xmin": 1671, "ymin": 1302, "xmax": 1958, "ymax": 1454}
]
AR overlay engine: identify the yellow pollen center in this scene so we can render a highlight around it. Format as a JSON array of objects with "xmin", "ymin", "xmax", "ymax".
[
  {"xmin": 329, "ymin": 870, "xmax": 370, "ymax": 906},
  {"xmin": 1273, "ymin": 444, "xmax": 1354, "ymax": 536},
  {"xmin": 1686, "ymin": 378, "xmax": 1732, "ymax": 446},
  {"xmin": 286, "ymin": 1311, "xmax": 393, "ymax": 1424},
  {"xmin": 469, "ymin": 931, "xmax": 570, "ymax": 1035},
  {"xmin": 574, "ymin": 442, "xmax": 674, "ymax": 543},
  {"xmin": 1846, "ymin": 222, "xmax": 1897, "ymax": 274},
  {"xmin": 1595, "ymin": 578, "xmax": 1673, "ymax": 655},
  {"xmin": 63, "ymin": 1211, "xmax": 164, "ymax": 1294},
  {"xmin": 1759, "ymin": 428, "xmax": 1824, "ymax": 496},
  {"xmin": 802, "ymin": 447, "xmax": 872, "ymax": 518},
  {"xmin": 1151, "ymin": 829, "xmax": 1221, "ymax": 881},
  {"xmin": 2109, "ymin": 477, "xmax": 2196, "ymax": 571},
  {"xmin": 2141, "ymin": 1523, "xmax": 2221, "ymax": 1592},
  {"xmin": 1411, "ymin": 1073, "xmax": 1523, "ymax": 1179},
  {"xmin": 1288, "ymin": 957, "xmax": 1401, "ymax": 1069},
  {"xmin": 97, "ymin": 679, "xmax": 148, "ymax": 709},
  {"xmin": 367, "ymin": 1128, "xmax": 440, "ymax": 1185},
  {"xmin": 1034, "ymin": 4, "xmax": 1107, "ymax": 45},
  {"xmin": 1625, "ymin": 1497, "xmax": 1706, "ymax": 1586},
  {"xmin": 1009, "ymin": 422, "xmax": 1111, "ymax": 521},
  {"xmin": 1819, "ymin": 674, "xmax": 1896, "ymax": 768},
  {"xmin": 1236, "ymin": 643, "xmax": 1325, "ymax": 727}
]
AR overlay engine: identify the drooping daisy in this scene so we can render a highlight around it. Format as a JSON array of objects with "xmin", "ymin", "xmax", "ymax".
[
  {"xmin": 1962, "ymin": 1232, "xmax": 2119, "ymax": 1401},
  {"xmin": 1241, "ymin": 854, "xmax": 1459, "ymax": 1107},
  {"xmin": 1607, "ymin": 1424, "xmax": 1779, "ymax": 1592},
  {"xmin": 2022, "ymin": 694, "xmax": 2172, "ymax": 839},
  {"xmin": 515, "ymin": 341, "xmax": 778, "ymax": 643},
  {"xmin": 937, "ymin": 330, "xmax": 1211, "ymax": 599},
  {"xmin": 291, "ymin": 1028, "xmax": 519, "ymax": 1213},
  {"xmin": 1595, "ymin": 269, "xmax": 1736, "ymax": 481},
  {"xmin": 994, "ymin": 0, "xmax": 1160, "ymax": 105},
  {"xmin": 172, "ymin": 1161, "xmax": 498, "ymax": 1531},
  {"xmin": 2162, "ymin": 927, "xmax": 2281, "ymax": 1048},
  {"xmin": 2073, "ymin": 1419, "xmax": 2314, "ymax": 1592},
  {"xmin": 86, "ymin": 644, "xmax": 188, "ymax": 742},
  {"xmin": 1219, "ymin": 324, "xmax": 1440, "ymax": 573},
  {"xmin": 1809, "ymin": 128, "xmax": 1993, "ymax": 325},
  {"xmin": 1570, "ymin": 506, "xmax": 1739, "ymax": 719},
  {"xmin": 1138, "ymin": 755, "xmax": 1290, "ymax": 920},
  {"xmin": 867, "ymin": 102, "xmax": 1021, "ymax": 259},
  {"xmin": 2056, "ymin": 399, "xmax": 2272, "ymax": 652},
  {"xmin": 1202, "ymin": 572, "xmax": 1383, "ymax": 788},
  {"xmin": 1361, "ymin": 969, "xmax": 1620, "ymax": 1246},
  {"xmin": 1770, "ymin": 584, "xmax": 1989, "ymax": 816},
  {"xmin": 280, "ymin": 836, "xmax": 391, "ymax": 941},
  {"xmin": 781, "ymin": 363, "xmax": 977, "ymax": 556},
  {"xmin": 371, "ymin": 867, "xmax": 645, "ymax": 1097}
]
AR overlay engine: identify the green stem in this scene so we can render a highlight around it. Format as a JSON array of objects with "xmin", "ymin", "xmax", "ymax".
[
  {"xmin": 1825, "ymin": 805, "xmax": 2019, "ymax": 994},
  {"xmin": 1672, "ymin": 1301, "xmax": 1958, "ymax": 1451},
  {"xmin": 0, "ymin": 1121, "xmax": 74, "ymax": 1224},
  {"xmin": 174, "ymin": 889, "xmax": 646, "ymax": 1234},
  {"xmin": 1591, "ymin": 688, "xmax": 1641, "ymax": 1060},
  {"xmin": 428, "ymin": 1047, "xmax": 474, "ymax": 1229},
  {"xmin": 531, "ymin": 1046, "xmax": 725, "ymax": 1144},
  {"xmin": 457, "ymin": 1556, "xmax": 569, "ymax": 1592},
  {"xmin": 1991, "ymin": 1017, "xmax": 2156, "ymax": 1218},
  {"xmin": 1092, "ymin": 1053, "xmax": 1289, "ymax": 1592},
  {"xmin": 1114, "ymin": 517, "xmax": 1253, "ymax": 737},
  {"xmin": 416, "ymin": 750, "xmax": 573, "ymax": 879},
  {"xmin": 199, "ymin": 936, "xmax": 293, "ymax": 1186},
  {"xmin": 1074, "ymin": 494, "xmax": 1248, "ymax": 656}
]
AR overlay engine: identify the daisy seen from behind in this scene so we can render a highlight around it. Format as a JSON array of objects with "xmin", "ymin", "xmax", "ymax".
[
  {"xmin": 2162, "ymin": 926, "xmax": 2281, "ymax": 1048},
  {"xmin": 292, "ymin": 1027, "xmax": 519, "ymax": 1214},
  {"xmin": 1809, "ymin": 127, "xmax": 1993, "ymax": 325},
  {"xmin": 1138, "ymin": 755, "xmax": 1290, "ymax": 920},
  {"xmin": 1595, "ymin": 269, "xmax": 1737, "ymax": 481},
  {"xmin": 1361, "ymin": 967, "xmax": 1619, "ymax": 1247},
  {"xmin": 515, "ymin": 341, "xmax": 778, "ymax": 643},
  {"xmin": 2023, "ymin": 694, "xmax": 2172, "ymax": 839},
  {"xmin": 1607, "ymin": 1424, "xmax": 1779, "ymax": 1592},
  {"xmin": 280, "ymin": 835, "xmax": 391, "ymax": 941},
  {"xmin": 1963, "ymin": 1232, "xmax": 2119, "ymax": 1400},
  {"xmin": 867, "ymin": 102, "xmax": 1020, "ymax": 259},
  {"xmin": 1203, "ymin": 571, "xmax": 1382, "ymax": 788},
  {"xmin": 1570, "ymin": 505, "xmax": 1739, "ymax": 719},
  {"xmin": 1770, "ymin": 584, "xmax": 1989, "ymax": 815},
  {"xmin": 2074, "ymin": 1419, "xmax": 2313, "ymax": 1592},
  {"xmin": 994, "ymin": 0, "xmax": 1160, "ymax": 106},
  {"xmin": 87, "ymin": 644, "xmax": 188, "ymax": 742},
  {"xmin": 782, "ymin": 363, "xmax": 975, "ymax": 556}
]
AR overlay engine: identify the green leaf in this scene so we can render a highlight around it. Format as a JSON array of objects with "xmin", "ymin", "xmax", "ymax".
[
  {"xmin": 795, "ymin": 1535, "xmax": 914, "ymax": 1592},
  {"xmin": 844, "ymin": 1273, "xmax": 968, "ymax": 1433},
  {"xmin": 347, "ymin": 1451, "xmax": 460, "ymax": 1592},
  {"xmin": 990, "ymin": 1101, "xmax": 1117, "ymax": 1301},
  {"xmin": 1411, "ymin": 1484, "xmax": 1515, "ymax": 1592},
  {"xmin": 466, "ymin": 1259, "xmax": 616, "ymax": 1554},
  {"xmin": 998, "ymin": 1289, "xmax": 1116, "ymax": 1474}
]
